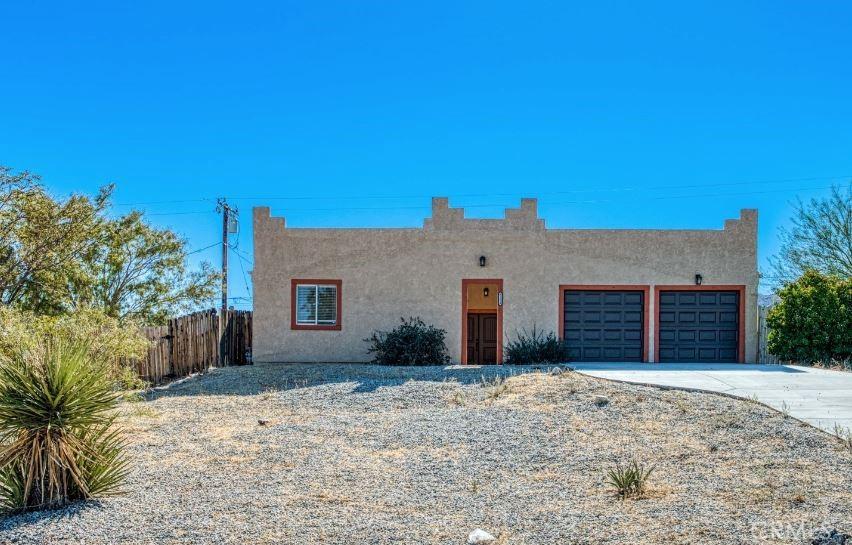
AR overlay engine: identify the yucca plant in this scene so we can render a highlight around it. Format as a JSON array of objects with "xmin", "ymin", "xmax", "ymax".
[
  {"xmin": 0, "ymin": 341, "xmax": 129, "ymax": 512},
  {"xmin": 605, "ymin": 460, "xmax": 654, "ymax": 499}
]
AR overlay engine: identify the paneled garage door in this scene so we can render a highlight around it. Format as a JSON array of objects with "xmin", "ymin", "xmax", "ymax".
[
  {"xmin": 563, "ymin": 290, "xmax": 645, "ymax": 362},
  {"xmin": 658, "ymin": 290, "xmax": 739, "ymax": 363}
]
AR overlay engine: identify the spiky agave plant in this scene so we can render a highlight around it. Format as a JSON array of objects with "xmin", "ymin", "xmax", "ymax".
[
  {"xmin": 605, "ymin": 460, "xmax": 654, "ymax": 499},
  {"xmin": 0, "ymin": 341, "xmax": 129, "ymax": 512}
]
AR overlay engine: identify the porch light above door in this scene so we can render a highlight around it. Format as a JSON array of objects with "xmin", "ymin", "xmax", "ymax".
[{"xmin": 479, "ymin": 256, "xmax": 486, "ymax": 267}]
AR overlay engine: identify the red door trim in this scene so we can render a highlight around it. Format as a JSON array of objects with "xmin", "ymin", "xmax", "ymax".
[
  {"xmin": 654, "ymin": 285, "xmax": 746, "ymax": 364},
  {"xmin": 461, "ymin": 279, "xmax": 503, "ymax": 364},
  {"xmin": 558, "ymin": 285, "xmax": 651, "ymax": 363}
]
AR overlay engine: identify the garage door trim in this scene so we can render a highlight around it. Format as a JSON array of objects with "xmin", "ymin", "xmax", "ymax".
[
  {"xmin": 559, "ymin": 285, "xmax": 651, "ymax": 362},
  {"xmin": 654, "ymin": 285, "xmax": 746, "ymax": 363}
]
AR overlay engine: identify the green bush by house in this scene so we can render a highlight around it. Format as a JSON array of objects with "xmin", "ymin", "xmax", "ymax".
[
  {"xmin": 365, "ymin": 317, "xmax": 451, "ymax": 365},
  {"xmin": 0, "ymin": 341, "xmax": 129, "ymax": 512},
  {"xmin": 504, "ymin": 326, "xmax": 568, "ymax": 364},
  {"xmin": 767, "ymin": 270, "xmax": 852, "ymax": 363}
]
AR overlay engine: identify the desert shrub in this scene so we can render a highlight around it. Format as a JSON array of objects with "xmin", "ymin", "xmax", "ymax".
[
  {"xmin": 365, "ymin": 317, "xmax": 451, "ymax": 365},
  {"xmin": 0, "ymin": 307, "xmax": 148, "ymax": 388},
  {"xmin": 481, "ymin": 375, "xmax": 510, "ymax": 400},
  {"xmin": 767, "ymin": 270, "xmax": 852, "ymax": 363},
  {"xmin": 504, "ymin": 326, "xmax": 568, "ymax": 364},
  {"xmin": 605, "ymin": 460, "xmax": 654, "ymax": 499},
  {"xmin": 0, "ymin": 341, "xmax": 129, "ymax": 512}
]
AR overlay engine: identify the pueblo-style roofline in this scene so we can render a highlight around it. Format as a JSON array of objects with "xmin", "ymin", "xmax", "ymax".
[{"xmin": 253, "ymin": 197, "xmax": 757, "ymax": 234}]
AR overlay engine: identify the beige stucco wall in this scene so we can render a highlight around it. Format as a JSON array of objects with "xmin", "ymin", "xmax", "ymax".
[{"xmin": 253, "ymin": 198, "xmax": 759, "ymax": 363}]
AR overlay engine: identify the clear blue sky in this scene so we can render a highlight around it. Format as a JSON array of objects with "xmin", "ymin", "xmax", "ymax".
[{"xmin": 2, "ymin": 1, "xmax": 851, "ymax": 306}]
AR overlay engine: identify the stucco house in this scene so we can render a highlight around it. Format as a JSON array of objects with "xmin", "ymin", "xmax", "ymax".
[{"xmin": 252, "ymin": 198, "xmax": 758, "ymax": 364}]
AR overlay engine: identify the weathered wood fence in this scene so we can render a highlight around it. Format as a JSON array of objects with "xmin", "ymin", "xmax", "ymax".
[{"xmin": 129, "ymin": 309, "xmax": 252, "ymax": 385}]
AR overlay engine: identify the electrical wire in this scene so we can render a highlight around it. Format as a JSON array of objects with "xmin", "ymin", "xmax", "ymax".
[
  {"xmin": 138, "ymin": 182, "xmax": 841, "ymax": 217},
  {"xmin": 147, "ymin": 210, "xmax": 213, "ymax": 216},
  {"xmin": 234, "ymin": 245, "xmax": 252, "ymax": 296},
  {"xmin": 116, "ymin": 197, "xmax": 215, "ymax": 206},
  {"xmin": 112, "ymin": 174, "xmax": 851, "ymax": 208},
  {"xmin": 164, "ymin": 184, "xmax": 837, "ymax": 214},
  {"xmin": 229, "ymin": 245, "xmax": 253, "ymax": 266},
  {"xmin": 185, "ymin": 242, "xmax": 221, "ymax": 255},
  {"xmin": 223, "ymin": 174, "xmax": 851, "ymax": 202}
]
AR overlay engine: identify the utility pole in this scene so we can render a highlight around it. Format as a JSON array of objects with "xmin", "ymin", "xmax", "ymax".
[
  {"xmin": 216, "ymin": 198, "xmax": 237, "ymax": 366},
  {"xmin": 216, "ymin": 198, "xmax": 235, "ymax": 315}
]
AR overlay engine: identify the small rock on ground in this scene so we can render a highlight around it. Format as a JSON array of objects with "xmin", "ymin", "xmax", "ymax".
[{"xmin": 468, "ymin": 528, "xmax": 496, "ymax": 544}]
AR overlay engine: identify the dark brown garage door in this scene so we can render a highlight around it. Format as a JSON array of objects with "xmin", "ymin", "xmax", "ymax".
[
  {"xmin": 563, "ymin": 290, "xmax": 645, "ymax": 361},
  {"xmin": 658, "ymin": 290, "xmax": 739, "ymax": 362}
]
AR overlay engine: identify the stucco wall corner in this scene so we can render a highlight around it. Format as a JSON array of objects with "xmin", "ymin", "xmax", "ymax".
[
  {"xmin": 504, "ymin": 198, "xmax": 545, "ymax": 231},
  {"xmin": 426, "ymin": 196, "xmax": 465, "ymax": 230},
  {"xmin": 723, "ymin": 208, "xmax": 758, "ymax": 233},
  {"xmin": 253, "ymin": 206, "xmax": 270, "ymax": 228},
  {"xmin": 739, "ymin": 208, "xmax": 758, "ymax": 224},
  {"xmin": 253, "ymin": 206, "xmax": 285, "ymax": 234}
]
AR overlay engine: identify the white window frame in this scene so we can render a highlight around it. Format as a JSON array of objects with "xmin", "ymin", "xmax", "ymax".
[{"xmin": 295, "ymin": 283, "xmax": 338, "ymax": 326}]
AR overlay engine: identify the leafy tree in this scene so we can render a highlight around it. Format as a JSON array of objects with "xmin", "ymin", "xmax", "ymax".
[
  {"xmin": 0, "ymin": 167, "xmax": 110, "ymax": 312},
  {"xmin": 770, "ymin": 184, "xmax": 852, "ymax": 284},
  {"xmin": 0, "ymin": 166, "xmax": 220, "ymax": 324},
  {"xmin": 767, "ymin": 270, "xmax": 852, "ymax": 362},
  {"xmin": 72, "ymin": 211, "xmax": 220, "ymax": 324}
]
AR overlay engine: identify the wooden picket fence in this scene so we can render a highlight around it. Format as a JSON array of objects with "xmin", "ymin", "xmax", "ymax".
[{"xmin": 128, "ymin": 309, "xmax": 252, "ymax": 385}]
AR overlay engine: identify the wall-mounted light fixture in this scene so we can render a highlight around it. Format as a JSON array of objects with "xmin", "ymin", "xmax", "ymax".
[
  {"xmin": 695, "ymin": 273, "xmax": 703, "ymax": 286},
  {"xmin": 483, "ymin": 287, "xmax": 489, "ymax": 297},
  {"xmin": 479, "ymin": 256, "xmax": 486, "ymax": 267}
]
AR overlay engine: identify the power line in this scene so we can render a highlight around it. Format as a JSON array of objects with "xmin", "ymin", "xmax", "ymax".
[
  {"xmin": 147, "ymin": 210, "xmax": 212, "ymax": 216},
  {"xmin": 234, "ymin": 244, "xmax": 252, "ymax": 296},
  {"xmin": 168, "ymin": 184, "xmax": 836, "ymax": 213},
  {"xmin": 229, "ymin": 245, "xmax": 253, "ymax": 265},
  {"xmin": 185, "ymin": 242, "xmax": 220, "ymax": 255},
  {"xmin": 544, "ymin": 184, "xmax": 838, "ymax": 207},
  {"xmin": 111, "ymin": 173, "xmax": 851, "ymax": 208},
  {"xmin": 116, "ymin": 198, "xmax": 214, "ymax": 206},
  {"xmin": 222, "ymin": 174, "xmax": 852, "ymax": 202}
]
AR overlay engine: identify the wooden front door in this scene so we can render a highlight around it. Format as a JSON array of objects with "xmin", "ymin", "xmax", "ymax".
[{"xmin": 466, "ymin": 313, "xmax": 498, "ymax": 364}]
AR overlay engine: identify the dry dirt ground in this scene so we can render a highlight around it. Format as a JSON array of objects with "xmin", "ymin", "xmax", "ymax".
[{"xmin": 1, "ymin": 363, "xmax": 851, "ymax": 545}]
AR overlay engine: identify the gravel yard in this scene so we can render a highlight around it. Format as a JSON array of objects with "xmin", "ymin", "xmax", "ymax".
[{"xmin": 2, "ymin": 363, "xmax": 851, "ymax": 544}]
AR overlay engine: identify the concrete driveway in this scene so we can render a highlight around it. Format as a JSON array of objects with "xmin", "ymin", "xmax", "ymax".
[{"xmin": 570, "ymin": 363, "xmax": 852, "ymax": 435}]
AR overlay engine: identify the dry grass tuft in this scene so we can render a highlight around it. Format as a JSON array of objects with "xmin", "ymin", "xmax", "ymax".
[
  {"xmin": 447, "ymin": 389, "xmax": 468, "ymax": 406},
  {"xmin": 834, "ymin": 424, "xmax": 852, "ymax": 455},
  {"xmin": 481, "ymin": 375, "xmax": 510, "ymax": 400},
  {"xmin": 127, "ymin": 404, "xmax": 160, "ymax": 419}
]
